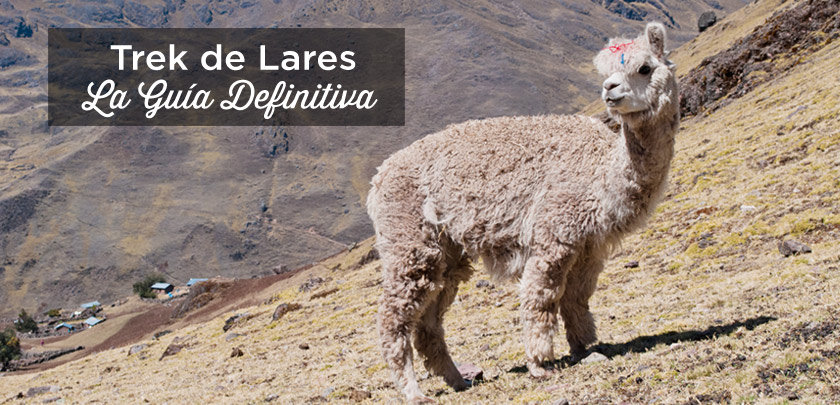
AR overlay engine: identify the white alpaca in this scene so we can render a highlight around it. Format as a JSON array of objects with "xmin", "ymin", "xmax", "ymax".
[{"xmin": 367, "ymin": 22, "xmax": 679, "ymax": 403}]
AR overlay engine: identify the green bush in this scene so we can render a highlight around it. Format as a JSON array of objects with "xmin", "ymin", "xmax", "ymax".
[
  {"xmin": 15, "ymin": 309, "xmax": 38, "ymax": 333},
  {"xmin": 0, "ymin": 328, "xmax": 21, "ymax": 371},
  {"xmin": 45, "ymin": 308, "xmax": 61, "ymax": 318},
  {"xmin": 133, "ymin": 273, "xmax": 166, "ymax": 299}
]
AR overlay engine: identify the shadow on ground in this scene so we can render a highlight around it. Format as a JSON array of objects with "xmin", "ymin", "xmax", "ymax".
[{"xmin": 509, "ymin": 315, "xmax": 776, "ymax": 373}]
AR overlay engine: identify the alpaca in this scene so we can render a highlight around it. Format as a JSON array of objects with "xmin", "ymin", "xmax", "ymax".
[{"xmin": 366, "ymin": 22, "xmax": 679, "ymax": 402}]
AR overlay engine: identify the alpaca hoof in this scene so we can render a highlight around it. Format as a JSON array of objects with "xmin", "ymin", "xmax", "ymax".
[
  {"xmin": 408, "ymin": 394, "xmax": 436, "ymax": 404},
  {"xmin": 445, "ymin": 376, "xmax": 468, "ymax": 391},
  {"xmin": 527, "ymin": 363, "xmax": 556, "ymax": 379}
]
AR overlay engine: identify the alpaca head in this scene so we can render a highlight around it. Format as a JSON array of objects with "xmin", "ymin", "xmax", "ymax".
[{"xmin": 594, "ymin": 22, "xmax": 677, "ymax": 119}]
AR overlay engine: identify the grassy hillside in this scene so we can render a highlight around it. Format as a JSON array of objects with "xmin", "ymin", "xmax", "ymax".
[{"xmin": 3, "ymin": 0, "xmax": 840, "ymax": 403}]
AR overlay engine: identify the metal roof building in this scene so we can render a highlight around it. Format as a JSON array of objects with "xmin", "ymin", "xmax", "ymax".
[
  {"xmin": 54, "ymin": 322, "xmax": 75, "ymax": 331},
  {"xmin": 186, "ymin": 278, "xmax": 208, "ymax": 286},
  {"xmin": 80, "ymin": 301, "xmax": 101, "ymax": 309},
  {"xmin": 84, "ymin": 317, "xmax": 103, "ymax": 327},
  {"xmin": 150, "ymin": 282, "xmax": 174, "ymax": 293}
]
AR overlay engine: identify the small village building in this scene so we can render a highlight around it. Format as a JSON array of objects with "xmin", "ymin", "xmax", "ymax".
[
  {"xmin": 150, "ymin": 282, "xmax": 174, "ymax": 294},
  {"xmin": 84, "ymin": 317, "xmax": 103, "ymax": 327},
  {"xmin": 186, "ymin": 278, "xmax": 208, "ymax": 287},
  {"xmin": 54, "ymin": 323, "xmax": 75, "ymax": 332},
  {"xmin": 80, "ymin": 301, "xmax": 101, "ymax": 309}
]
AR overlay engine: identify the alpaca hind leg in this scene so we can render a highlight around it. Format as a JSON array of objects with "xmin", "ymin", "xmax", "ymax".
[
  {"xmin": 519, "ymin": 254, "xmax": 573, "ymax": 378},
  {"xmin": 378, "ymin": 244, "xmax": 443, "ymax": 403},
  {"xmin": 559, "ymin": 254, "xmax": 602, "ymax": 359},
  {"xmin": 414, "ymin": 249, "xmax": 473, "ymax": 390}
]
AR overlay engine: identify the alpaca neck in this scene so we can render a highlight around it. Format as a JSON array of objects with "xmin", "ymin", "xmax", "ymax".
[
  {"xmin": 619, "ymin": 107, "xmax": 678, "ymax": 190},
  {"xmin": 603, "ymin": 98, "xmax": 679, "ymax": 230}
]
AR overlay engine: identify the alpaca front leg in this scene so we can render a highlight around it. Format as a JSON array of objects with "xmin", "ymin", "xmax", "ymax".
[
  {"xmin": 519, "ymin": 256, "xmax": 569, "ymax": 378},
  {"xmin": 414, "ymin": 295, "xmax": 467, "ymax": 391},
  {"xmin": 379, "ymin": 296, "xmax": 434, "ymax": 403},
  {"xmin": 560, "ymin": 255, "xmax": 602, "ymax": 359}
]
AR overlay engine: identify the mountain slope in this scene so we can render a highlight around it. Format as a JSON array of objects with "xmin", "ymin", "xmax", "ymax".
[
  {"xmin": 2, "ymin": 0, "xmax": 839, "ymax": 402},
  {"xmin": 0, "ymin": 0, "xmax": 750, "ymax": 317}
]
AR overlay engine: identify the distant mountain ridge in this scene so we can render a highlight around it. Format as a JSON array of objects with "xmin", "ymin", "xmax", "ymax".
[{"xmin": 0, "ymin": 0, "xmax": 748, "ymax": 316}]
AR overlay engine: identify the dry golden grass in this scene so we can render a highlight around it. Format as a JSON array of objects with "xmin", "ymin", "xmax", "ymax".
[{"xmin": 3, "ymin": 1, "xmax": 840, "ymax": 403}]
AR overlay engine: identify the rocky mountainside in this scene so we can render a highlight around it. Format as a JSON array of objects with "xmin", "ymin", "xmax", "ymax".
[{"xmin": 0, "ymin": 0, "xmax": 749, "ymax": 316}]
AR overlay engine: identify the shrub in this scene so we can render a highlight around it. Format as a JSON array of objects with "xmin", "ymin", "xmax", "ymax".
[
  {"xmin": 0, "ymin": 328, "xmax": 21, "ymax": 371},
  {"xmin": 45, "ymin": 308, "xmax": 61, "ymax": 318},
  {"xmin": 15, "ymin": 309, "xmax": 38, "ymax": 333},
  {"xmin": 133, "ymin": 273, "xmax": 166, "ymax": 299}
]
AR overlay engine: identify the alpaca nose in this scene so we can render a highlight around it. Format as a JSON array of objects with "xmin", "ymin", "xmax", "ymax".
[{"xmin": 603, "ymin": 79, "xmax": 620, "ymax": 91}]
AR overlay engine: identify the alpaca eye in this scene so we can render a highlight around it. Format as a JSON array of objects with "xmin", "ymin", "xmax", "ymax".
[{"xmin": 638, "ymin": 65, "xmax": 652, "ymax": 75}]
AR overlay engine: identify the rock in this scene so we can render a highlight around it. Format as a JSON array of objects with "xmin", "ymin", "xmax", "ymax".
[
  {"xmin": 602, "ymin": 1, "xmax": 647, "ymax": 21},
  {"xmin": 479, "ymin": 343, "xmax": 490, "ymax": 352},
  {"xmin": 682, "ymin": 0, "xmax": 838, "ymax": 117},
  {"xmin": 230, "ymin": 347, "xmax": 244, "ymax": 358},
  {"xmin": 624, "ymin": 260, "xmax": 639, "ymax": 268},
  {"xmin": 159, "ymin": 343, "xmax": 184, "ymax": 360},
  {"xmin": 779, "ymin": 240, "xmax": 812, "ymax": 257},
  {"xmin": 348, "ymin": 388, "xmax": 371, "ymax": 402},
  {"xmin": 697, "ymin": 232, "xmax": 716, "ymax": 249},
  {"xmin": 0, "ymin": 47, "xmax": 30, "ymax": 68},
  {"xmin": 26, "ymin": 386, "xmax": 59, "ymax": 397},
  {"xmin": 311, "ymin": 287, "xmax": 339, "ymax": 300},
  {"xmin": 223, "ymin": 312, "xmax": 255, "ymax": 331},
  {"xmin": 14, "ymin": 20, "xmax": 32, "ymax": 38},
  {"xmin": 41, "ymin": 397, "xmax": 62, "ymax": 403},
  {"xmin": 153, "ymin": 330, "xmax": 172, "ymax": 339},
  {"xmin": 475, "ymin": 279, "xmax": 492, "ymax": 288},
  {"xmin": 299, "ymin": 343, "xmax": 310, "ymax": 350},
  {"xmin": 128, "ymin": 344, "xmax": 147, "ymax": 356},
  {"xmin": 698, "ymin": 11, "xmax": 717, "ymax": 32},
  {"xmin": 322, "ymin": 387, "xmax": 335, "ymax": 397},
  {"xmin": 457, "ymin": 362, "xmax": 483, "ymax": 381},
  {"xmin": 581, "ymin": 351, "xmax": 608, "ymax": 364},
  {"xmin": 272, "ymin": 303, "xmax": 302, "ymax": 321},
  {"xmin": 551, "ymin": 399, "xmax": 570, "ymax": 405},
  {"xmin": 0, "ymin": 32, "xmax": 8, "ymax": 46},
  {"xmin": 740, "ymin": 204, "xmax": 756, "ymax": 212},
  {"xmin": 299, "ymin": 277, "xmax": 326, "ymax": 292},
  {"xmin": 68, "ymin": 4, "xmax": 122, "ymax": 24},
  {"xmin": 273, "ymin": 265, "xmax": 289, "ymax": 275},
  {"xmin": 123, "ymin": 1, "xmax": 167, "ymax": 27},
  {"xmin": 357, "ymin": 248, "xmax": 379, "ymax": 266},
  {"xmin": 193, "ymin": 4, "xmax": 213, "ymax": 25},
  {"xmin": 225, "ymin": 333, "xmax": 241, "ymax": 342},
  {"xmin": 265, "ymin": 394, "xmax": 279, "ymax": 402}
]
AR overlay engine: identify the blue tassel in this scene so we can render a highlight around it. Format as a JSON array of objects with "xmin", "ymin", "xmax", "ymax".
[{"xmin": 620, "ymin": 53, "xmax": 625, "ymax": 65}]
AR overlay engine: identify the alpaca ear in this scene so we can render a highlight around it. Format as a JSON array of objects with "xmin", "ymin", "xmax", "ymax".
[{"xmin": 645, "ymin": 22, "xmax": 667, "ymax": 59}]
